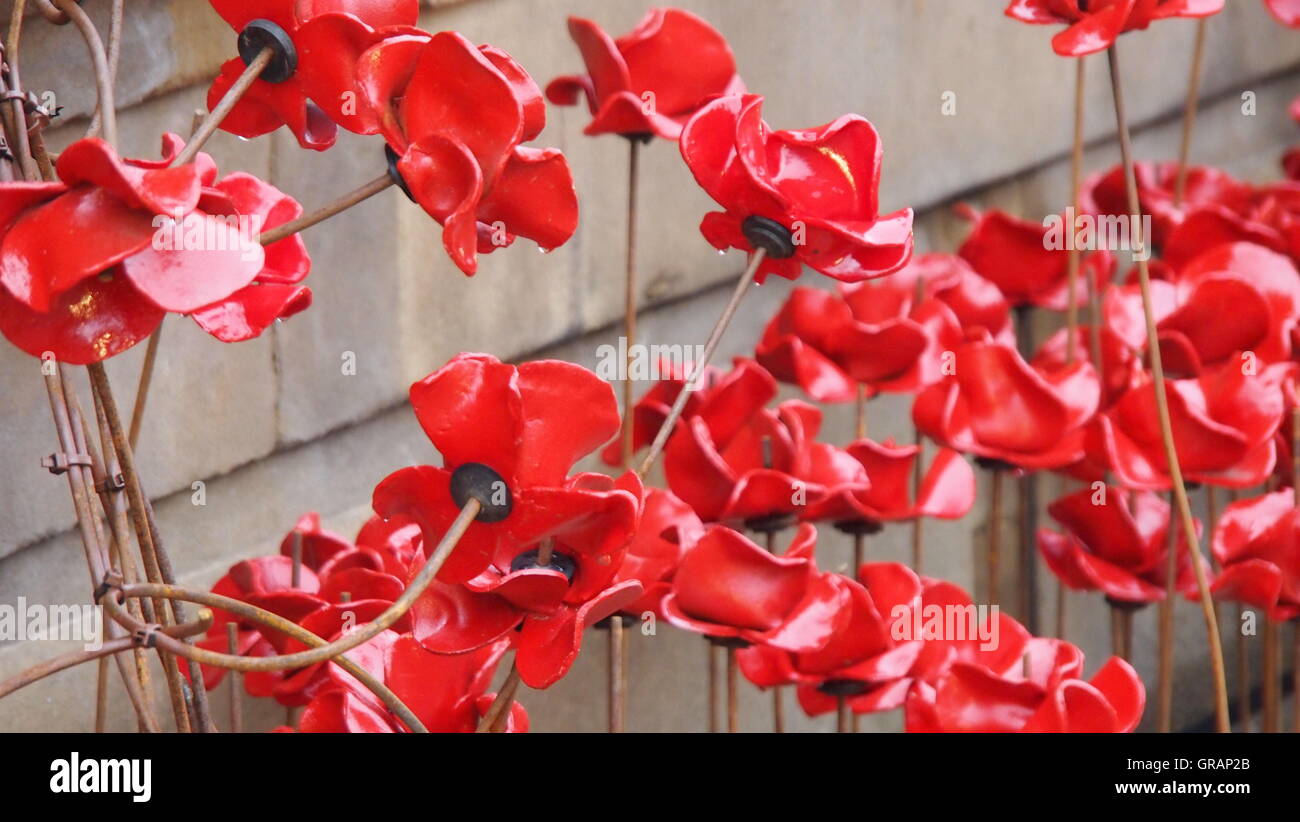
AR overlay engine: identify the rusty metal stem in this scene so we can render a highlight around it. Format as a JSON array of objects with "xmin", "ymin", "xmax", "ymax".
[
  {"xmin": 260, "ymin": 174, "xmax": 394, "ymax": 245},
  {"xmin": 1157, "ymin": 491, "xmax": 1178, "ymax": 732},
  {"xmin": 54, "ymin": 0, "xmax": 116, "ymax": 147},
  {"xmin": 172, "ymin": 48, "xmax": 271, "ymax": 167},
  {"xmin": 620, "ymin": 138, "xmax": 641, "ymax": 467},
  {"xmin": 638, "ymin": 249, "xmax": 766, "ymax": 477},
  {"xmin": 1173, "ymin": 18, "xmax": 1208, "ymax": 205},
  {"xmin": 108, "ymin": 498, "xmax": 480, "ymax": 673},
  {"xmin": 1108, "ymin": 44, "xmax": 1230, "ymax": 732},
  {"xmin": 608, "ymin": 615, "xmax": 626, "ymax": 733},
  {"xmin": 477, "ymin": 663, "xmax": 521, "ymax": 733}
]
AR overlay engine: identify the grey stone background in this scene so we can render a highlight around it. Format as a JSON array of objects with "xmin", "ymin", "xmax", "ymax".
[{"xmin": 1, "ymin": 0, "xmax": 1297, "ymax": 731}]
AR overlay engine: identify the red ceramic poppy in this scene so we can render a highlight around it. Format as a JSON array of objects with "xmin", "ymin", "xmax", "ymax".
[
  {"xmin": 1039, "ymin": 485, "xmax": 1200, "ymax": 604},
  {"xmin": 801, "ymin": 439, "xmax": 976, "ymax": 528},
  {"xmin": 906, "ymin": 637, "xmax": 1145, "ymax": 732},
  {"xmin": 296, "ymin": 634, "xmax": 529, "ymax": 733},
  {"xmin": 0, "ymin": 136, "xmax": 276, "ymax": 363},
  {"xmin": 546, "ymin": 8, "xmax": 744, "ymax": 140},
  {"xmin": 1154, "ymin": 243, "xmax": 1300, "ymax": 377},
  {"xmin": 1265, "ymin": 0, "xmax": 1300, "ymax": 26},
  {"xmin": 205, "ymin": 0, "xmax": 421, "ymax": 149},
  {"xmin": 956, "ymin": 206, "xmax": 1114, "ymax": 311},
  {"xmin": 912, "ymin": 332, "xmax": 1101, "ymax": 470},
  {"xmin": 664, "ymin": 367, "xmax": 828, "ymax": 524},
  {"xmin": 598, "ymin": 360, "xmax": 742, "ymax": 465},
  {"xmin": 662, "ymin": 524, "xmax": 850, "ymax": 652},
  {"xmin": 1208, "ymin": 489, "xmax": 1300, "ymax": 622},
  {"xmin": 1005, "ymin": 0, "xmax": 1224, "ymax": 57},
  {"xmin": 1088, "ymin": 358, "xmax": 1290, "ymax": 490},
  {"xmin": 406, "ymin": 468, "xmax": 644, "ymax": 690},
  {"xmin": 190, "ymin": 170, "xmax": 313, "ymax": 343},
  {"xmin": 356, "ymin": 30, "xmax": 578, "ymax": 275},
  {"xmin": 1032, "ymin": 320, "xmax": 1139, "ymax": 409},
  {"xmin": 1084, "ymin": 162, "xmax": 1253, "ymax": 250},
  {"xmin": 890, "ymin": 252, "xmax": 1016, "ymax": 345},
  {"xmin": 680, "ymin": 94, "xmax": 913, "ymax": 283},
  {"xmin": 373, "ymin": 353, "xmax": 641, "ymax": 585},
  {"xmin": 609, "ymin": 487, "xmax": 705, "ymax": 619},
  {"xmin": 907, "ymin": 577, "xmax": 1032, "ymax": 686},
  {"xmin": 753, "ymin": 286, "xmax": 933, "ymax": 403},
  {"xmin": 737, "ymin": 563, "xmax": 924, "ymax": 716},
  {"xmin": 839, "ymin": 279, "xmax": 967, "ymax": 395}
]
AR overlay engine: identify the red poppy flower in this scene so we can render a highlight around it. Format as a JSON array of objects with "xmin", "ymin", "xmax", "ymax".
[
  {"xmin": 801, "ymin": 439, "xmax": 976, "ymax": 528},
  {"xmin": 190, "ymin": 170, "xmax": 313, "ymax": 343},
  {"xmin": 754, "ymin": 286, "xmax": 934, "ymax": 403},
  {"xmin": 598, "ymin": 360, "xmax": 749, "ymax": 465},
  {"xmin": 1153, "ymin": 243, "xmax": 1300, "ymax": 377},
  {"xmin": 373, "ymin": 353, "xmax": 641, "ymax": 585},
  {"xmin": 1032, "ymin": 320, "xmax": 1139, "ymax": 409},
  {"xmin": 680, "ymin": 94, "xmax": 913, "ymax": 283},
  {"xmin": 907, "ymin": 577, "xmax": 1032, "ymax": 685},
  {"xmin": 296, "ymin": 634, "xmax": 529, "ymax": 733},
  {"xmin": 406, "ymin": 468, "xmax": 644, "ymax": 690},
  {"xmin": 1088, "ymin": 359, "xmax": 1289, "ymax": 490},
  {"xmin": 956, "ymin": 206, "xmax": 1114, "ymax": 311},
  {"xmin": 356, "ymin": 30, "xmax": 578, "ymax": 275},
  {"xmin": 1208, "ymin": 489, "xmax": 1300, "ymax": 622},
  {"xmin": 664, "ymin": 370, "xmax": 828, "ymax": 524},
  {"xmin": 206, "ymin": 0, "xmax": 420, "ymax": 150},
  {"xmin": 913, "ymin": 333, "xmax": 1101, "ymax": 470},
  {"xmin": 1084, "ymin": 162, "xmax": 1253, "ymax": 250},
  {"xmin": 1265, "ymin": 0, "xmax": 1300, "ymax": 26},
  {"xmin": 737, "ymin": 563, "xmax": 923, "ymax": 716},
  {"xmin": 891, "ymin": 252, "xmax": 1016, "ymax": 344},
  {"xmin": 1039, "ymin": 485, "xmax": 1201, "ymax": 604},
  {"xmin": 609, "ymin": 488, "xmax": 705, "ymax": 619},
  {"xmin": 1005, "ymin": 0, "xmax": 1224, "ymax": 57},
  {"xmin": 906, "ymin": 637, "xmax": 1145, "ymax": 732},
  {"xmin": 0, "ymin": 136, "xmax": 277, "ymax": 363},
  {"xmin": 662, "ymin": 524, "xmax": 849, "ymax": 652},
  {"xmin": 546, "ymin": 8, "xmax": 744, "ymax": 140}
]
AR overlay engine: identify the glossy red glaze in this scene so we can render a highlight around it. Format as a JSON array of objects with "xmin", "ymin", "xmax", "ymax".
[
  {"xmin": 356, "ymin": 31, "xmax": 578, "ymax": 274},
  {"xmin": 1005, "ymin": 0, "xmax": 1224, "ymax": 57},
  {"xmin": 546, "ymin": 8, "xmax": 744, "ymax": 140},
  {"xmin": 680, "ymin": 93, "xmax": 913, "ymax": 283}
]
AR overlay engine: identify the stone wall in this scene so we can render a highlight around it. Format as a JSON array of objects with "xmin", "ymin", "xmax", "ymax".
[{"xmin": 1, "ymin": 0, "xmax": 1298, "ymax": 731}]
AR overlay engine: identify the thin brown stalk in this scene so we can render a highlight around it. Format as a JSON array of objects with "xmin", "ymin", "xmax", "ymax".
[{"xmin": 1107, "ymin": 44, "xmax": 1230, "ymax": 732}]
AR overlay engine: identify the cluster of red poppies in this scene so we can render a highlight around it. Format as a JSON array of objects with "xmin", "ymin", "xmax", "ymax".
[{"xmin": 12, "ymin": 0, "xmax": 1300, "ymax": 732}]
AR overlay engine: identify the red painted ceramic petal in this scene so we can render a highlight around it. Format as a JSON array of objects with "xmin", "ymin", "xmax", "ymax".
[
  {"xmin": 354, "ymin": 32, "xmax": 431, "ymax": 149},
  {"xmin": 515, "ymin": 580, "xmax": 642, "ymax": 689},
  {"xmin": 400, "ymin": 32, "xmax": 523, "ymax": 185},
  {"xmin": 207, "ymin": 60, "xmax": 286, "ymax": 141},
  {"xmin": 616, "ymin": 8, "xmax": 737, "ymax": 117},
  {"xmin": 409, "ymin": 580, "xmax": 520, "ymax": 654},
  {"xmin": 56, "ymin": 138, "xmax": 203, "ymax": 215},
  {"xmin": 398, "ymin": 136, "xmax": 485, "ymax": 275},
  {"xmin": 408, "ymin": 354, "xmax": 523, "ymax": 484},
  {"xmin": 564, "ymin": 16, "xmax": 632, "ymax": 104},
  {"xmin": 1088, "ymin": 656, "xmax": 1146, "ymax": 732},
  {"xmin": 0, "ymin": 187, "xmax": 157, "ymax": 311},
  {"xmin": 670, "ymin": 526, "xmax": 812, "ymax": 631},
  {"xmin": 120, "ymin": 215, "xmax": 264, "ymax": 313},
  {"xmin": 191, "ymin": 283, "xmax": 311, "ymax": 342},
  {"xmin": 476, "ymin": 147, "xmax": 578, "ymax": 256},
  {"xmin": 370, "ymin": 464, "xmax": 499, "ymax": 584},
  {"xmin": 0, "ymin": 270, "xmax": 163, "ymax": 364}
]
